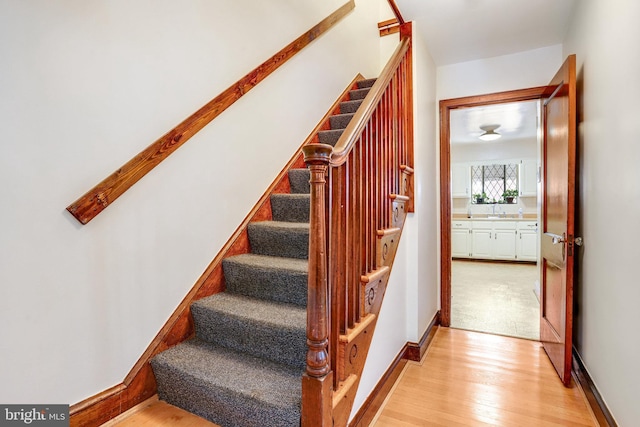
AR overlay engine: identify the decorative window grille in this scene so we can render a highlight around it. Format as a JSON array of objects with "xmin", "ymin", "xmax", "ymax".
[{"xmin": 471, "ymin": 163, "xmax": 518, "ymax": 203}]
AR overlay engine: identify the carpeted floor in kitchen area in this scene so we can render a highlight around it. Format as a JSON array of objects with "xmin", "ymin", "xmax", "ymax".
[{"xmin": 451, "ymin": 260, "xmax": 540, "ymax": 340}]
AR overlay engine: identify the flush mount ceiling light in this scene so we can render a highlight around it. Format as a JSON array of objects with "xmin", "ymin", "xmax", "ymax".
[{"xmin": 478, "ymin": 124, "xmax": 501, "ymax": 141}]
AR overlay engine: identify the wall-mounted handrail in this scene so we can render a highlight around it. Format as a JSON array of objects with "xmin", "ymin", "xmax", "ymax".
[
  {"xmin": 66, "ymin": 0, "xmax": 355, "ymax": 225},
  {"xmin": 386, "ymin": 0, "xmax": 406, "ymax": 25}
]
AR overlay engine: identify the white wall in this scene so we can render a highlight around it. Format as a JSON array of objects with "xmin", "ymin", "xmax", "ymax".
[
  {"xmin": 451, "ymin": 138, "xmax": 538, "ymax": 216},
  {"xmin": 451, "ymin": 138, "xmax": 537, "ymax": 164},
  {"xmin": 0, "ymin": 0, "xmax": 384, "ymax": 405},
  {"xmin": 563, "ymin": 0, "xmax": 640, "ymax": 424},
  {"xmin": 437, "ymin": 44, "xmax": 564, "ymax": 100},
  {"xmin": 352, "ymin": 20, "xmax": 439, "ymax": 420}
]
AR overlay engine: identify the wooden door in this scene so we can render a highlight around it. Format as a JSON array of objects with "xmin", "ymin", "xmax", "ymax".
[{"xmin": 540, "ymin": 55, "xmax": 577, "ymax": 386}]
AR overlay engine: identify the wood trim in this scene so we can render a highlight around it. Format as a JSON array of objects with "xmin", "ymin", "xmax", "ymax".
[
  {"xmin": 404, "ymin": 310, "xmax": 441, "ymax": 362},
  {"xmin": 70, "ymin": 365, "xmax": 156, "ymax": 427},
  {"xmin": 65, "ymin": 0, "xmax": 356, "ymax": 225},
  {"xmin": 572, "ymin": 347, "xmax": 618, "ymax": 427},
  {"xmin": 378, "ymin": 18, "xmax": 398, "ymax": 28},
  {"xmin": 378, "ymin": 18, "xmax": 399, "ymax": 37},
  {"xmin": 70, "ymin": 75, "xmax": 365, "ymax": 427},
  {"xmin": 439, "ymin": 86, "xmax": 547, "ymax": 327},
  {"xmin": 400, "ymin": 22, "xmax": 414, "ymax": 212},
  {"xmin": 379, "ymin": 26, "xmax": 400, "ymax": 37},
  {"xmin": 385, "ymin": 0, "xmax": 405, "ymax": 25},
  {"xmin": 348, "ymin": 314, "xmax": 440, "ymax": 427},
  {"xmin": 348, "ymin": 349, "xmax": 407, "ymax": 427}
]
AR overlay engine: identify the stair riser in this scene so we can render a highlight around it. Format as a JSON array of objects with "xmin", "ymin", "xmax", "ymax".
[
  {"xmin": 317, "ymin": 129, "xmax": 343, "ymax": 146},
  {"xmin": 329, "ymin": 113, "xmax": 355, "ymax": 130},
  {"xmin": 192, "ymin": 306, "xmax": 306, "ymax": 369},
  {"xmin": 340, "ymin": 100, "xmax": 363, "ymax": 114},
  {"xmin": 357, "ymin": 78, "xmax": 376, "ymax": 89},
  {"xmin": 270, "ymin": 194, "xmax": 310, "ymax": 222},
  {"xmin": 222, "ymin": 260, "xmax": 307, "ymax": 306},
  {"xmin": 153, "ymin": 364, "xmax": 300, "ymax": 427},
  {"xmin": 248, "ymin": 224, "xmax": 308, "ymax": 259},
  {"xmin": 349, "ymin": 88, "xmax": 370, "ymax": 100},
  {"xmin": 287, "ymin": 169, "xmax": 311, "ymax": 194}
]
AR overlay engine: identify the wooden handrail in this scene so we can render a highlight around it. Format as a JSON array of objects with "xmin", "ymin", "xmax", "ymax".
[
  {"xmin": 330, "ymin": 37, "xmax": 410, "ymax": 165},
  {"xmin": 66, "ymin": 0, "xmax": 355, "ymax": 225},
  {"xmin": 386, "ymin": 0, "xmax": 406, "ymax": 25},
  {"xmin": 301, "ymin": 24, "xmax": 414, "ymax": 427}
]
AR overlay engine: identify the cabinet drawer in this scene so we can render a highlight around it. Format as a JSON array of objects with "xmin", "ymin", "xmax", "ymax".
[
  {"xmin": 492, "ymin": 221, "xmax": 517, "ymax": 230},
  {"xmin": 471, "ymin": 221, "xmax": 493, "ymax": 229},
  {"xmin": 517, "ymin": 221, "xmax": 538, "ymax": 230},
  {"xmin": 452, "ymin": 221, "xmax": 470, "ymax": 229}
]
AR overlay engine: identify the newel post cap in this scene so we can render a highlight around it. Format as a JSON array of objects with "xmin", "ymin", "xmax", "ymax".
[{"xmin": 302, "ymin": 144, "xmax": 333, "ymax": 166}]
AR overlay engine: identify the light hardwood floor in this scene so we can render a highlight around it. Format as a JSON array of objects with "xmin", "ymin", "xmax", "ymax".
[
  {"xmin": 372, "ymin": 327, "xmax": 596, "ymax": 426},
  {"xmin": 106, "ymin": 328, "xmax": 596, "ymax": 427},
  {"xmin": 102, "ymin": 397, "xmax": 219, "ymax": 427}
]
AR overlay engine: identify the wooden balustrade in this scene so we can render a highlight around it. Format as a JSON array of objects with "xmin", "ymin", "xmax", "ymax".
[{"xmin": 302, "ymin": 24, "xmax": 413, "ymax": 427}]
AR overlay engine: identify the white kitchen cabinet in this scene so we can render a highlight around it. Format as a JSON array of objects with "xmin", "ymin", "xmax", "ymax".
[
  {"xmin": 519, "ymin": 159, "xmax": 538, "ymax": 197},
  {"xmin": 493, "ymin": 221, "xmax": 518, "ymax": 260},
  {"xmin": 471, "ymin": 221, "xmax": 494, "ymax": 259},
  {"xmin": 517, "ymin": 221, "xmax": 538, "ymax": 261},
  {"xmin": 451, "ymin": 163, "xmax": 471, "ymax": 198},
  {"xmin": 451, "ymin": 220, "xmax": 471, "ymax": 258},
  {"xmin": 453, "ymin": 219, "xmax": 536, "ymax": 262}
]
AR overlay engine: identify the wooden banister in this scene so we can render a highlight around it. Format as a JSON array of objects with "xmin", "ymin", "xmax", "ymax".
[
  {"xmin": 330, "ymin": 37, "xmax": 410, "ymax": 165},
  {"xmin": 302, "ymin": 23, "xmax": 414, "ymax": 427},
  {"xmin": 66, "ymin": 0, "xmax": 355, "ymax": 225}
]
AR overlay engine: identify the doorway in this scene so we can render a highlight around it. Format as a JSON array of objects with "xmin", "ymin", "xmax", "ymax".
[
  {"xmin": 448, "ymin": 99, "xmax": 541, "ymax": 340},
  {"xmin": 439, "ymin": 87, "xmax": 548, "ymax": 334}
]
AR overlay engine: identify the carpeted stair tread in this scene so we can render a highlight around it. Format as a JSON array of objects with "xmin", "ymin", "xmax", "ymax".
[
  {"xmin": 151, "ymin": 338, "xmax": 301, "ymax": 427},
  {"xmin": 340, "ymin": 99, "xmax": 364, "ymax": 114},
  {"xmin": 317, "ymin": 129, "xmax": 344, "ymax": 146},
  {"xmin": 248, "ymin": 221, "xmax": 309, "ymax": 259},
  {"xmin": 287, "ymin": 169, "xmax": 310, "ymax": 194},
  {"xmin": 270, "ymin": 193, "xmax": 310, "ymax": 223},
  {"xmin": 151, "ymin": 77, "xmax": 383, "ymax": 426},
  {"xmin": 192, "ymin": 293, "xmax": 306, "ymax": 368},
  {"xmin": 223, "ymin": 253, "xmax": 307, "ymax": 306},
  {"xmin": 357, "ymin": 78, "xmax": 377, "ymax": 89},
  {"xmin": 349, "ymin": 87, "xmax": 370, "ymax": 100},
  {"xmin": 330, "ymin": 113, "xmax": 355, "ymax": 130}
]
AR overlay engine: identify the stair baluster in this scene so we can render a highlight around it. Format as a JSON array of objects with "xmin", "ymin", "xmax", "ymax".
[{"xmin": 302, "ymin": 23, "xmax": 414, "ymax": 427}]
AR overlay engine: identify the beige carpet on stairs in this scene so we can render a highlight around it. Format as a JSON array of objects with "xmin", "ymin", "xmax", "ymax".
[{"xmin": 451, "ymin": 260, "xmax": 540, "ymax": 341}]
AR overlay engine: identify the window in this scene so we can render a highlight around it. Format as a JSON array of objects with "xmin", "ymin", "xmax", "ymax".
[{"xmin": 471, "ymin": 163, "xmax": 518, "ymax": 203}]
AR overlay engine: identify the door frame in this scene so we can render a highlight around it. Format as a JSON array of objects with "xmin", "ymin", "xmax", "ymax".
[{"xmin": 439, "ymin": 86, "xmax": 547, "ymax": 327}]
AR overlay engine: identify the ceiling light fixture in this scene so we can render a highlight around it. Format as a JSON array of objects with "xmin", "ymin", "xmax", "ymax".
[{"xmin": 478, "ymin": 124, "xmax": 501, "ymax": 141}]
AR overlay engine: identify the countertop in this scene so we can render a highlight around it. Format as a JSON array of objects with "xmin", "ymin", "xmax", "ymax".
[{"xmin": 452, "ymin": 214, "xmax": 538, "ymax": 221}]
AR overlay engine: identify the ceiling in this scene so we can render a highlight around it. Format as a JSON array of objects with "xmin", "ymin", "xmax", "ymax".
[
  {"xmin": 450, "ymin": 100, "xmax": 539, "ymax": 145},
  {"xmin": 393, "ymin": 0, "xmax": 575, "ymax": 144},
  {"xmin": 395, "ymin": 0, "xmax": 577, "ymax": 66}
]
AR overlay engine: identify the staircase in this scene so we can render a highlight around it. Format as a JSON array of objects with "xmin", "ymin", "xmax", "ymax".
[{"xmin": 150, "ymin": 78, "xmax": 376, "ymax": 427}]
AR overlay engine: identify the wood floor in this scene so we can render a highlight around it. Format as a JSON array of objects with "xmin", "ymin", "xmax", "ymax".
[
  {"xmin": 106, "ymin": 328, "xmax": 596, "ymax": 427},
  {"xmin": 101, "ymin": 397, "xmax": 219, "ymax": 427},
  {"xmin": 372, "ymin": 327, "xmax": 596, "ymax": 426}
]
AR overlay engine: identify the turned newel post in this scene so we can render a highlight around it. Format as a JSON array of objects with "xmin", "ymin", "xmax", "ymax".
[{"xmin": 301, "ymin": 143, "xmax": 333, "ymax": 427}]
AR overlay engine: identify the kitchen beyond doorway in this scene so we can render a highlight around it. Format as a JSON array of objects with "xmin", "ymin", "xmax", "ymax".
[{"xmin": 451, "ymin": 260, "xmax": 539, "ymax": 340}]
